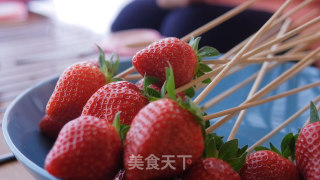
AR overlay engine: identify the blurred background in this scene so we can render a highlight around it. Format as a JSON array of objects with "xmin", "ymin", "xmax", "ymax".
[{"xmin": 0, "ymin": 0, "xmax": 133, "ymax": 179}]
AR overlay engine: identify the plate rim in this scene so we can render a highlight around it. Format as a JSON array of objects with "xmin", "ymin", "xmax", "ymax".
[{"xmin": 2, "ymin": 76, "xmax": 59, "ymax": 180}]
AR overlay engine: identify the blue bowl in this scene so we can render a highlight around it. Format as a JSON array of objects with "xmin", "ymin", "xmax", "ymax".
[{"xmin": 3, "ymin": 62, "xmax": 320, "ymax": 180}]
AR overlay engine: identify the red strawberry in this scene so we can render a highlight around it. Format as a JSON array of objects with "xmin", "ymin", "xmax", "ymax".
[
  {"xmin": 45, "ymin": 116, "xmax": 122, "ymax": 180},
  {"xmin": 124, "ymin": 98, "xmax": 204, "ymax": 180},
  {"xmin": 39, "ymin": 115, "xmax": 64, "ymax": 139},
  {"xmin": 46, "ymin": 47, "xmax": 119, "ymax": 123},
  {"xmin": 295, "ymin": 116, "xmax": 320, "ymax": 179},
  {"xmin": 240, "ymin": 150, "xmax": 299, "ymax": 180},
  {"xmin": 183, "ymin": 158, "xmax": 240, "ymax": 180},
  {"xmin": 82, "ymin": 81, "xmax": 149, "ymax": 125},
  {"xmin": 132, "ymin": 37, "xmax": 219, "ymax": 88},
  {"xmin": 46, "ymin": 61, "xmax": 106, "ymax": 123}
]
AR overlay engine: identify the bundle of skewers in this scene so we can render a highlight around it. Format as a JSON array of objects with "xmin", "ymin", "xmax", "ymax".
[{"xmin": 39, "ymin": 0, "xmax": 320, "ymax": 179}]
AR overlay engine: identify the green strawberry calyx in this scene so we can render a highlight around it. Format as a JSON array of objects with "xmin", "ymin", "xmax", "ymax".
[
  {"xmin": 255, "ymin": 101, "xmax": 320, "ymax": 161},
  {"xmin": 141, "ymin": 75, "xmax": 162, "ymax": 101},
  {"xmin": 112, "ymin": 112, "xmax": 130, "ymax": 143},
  {"xmin": 97, "ymin": 45, "xmax": 122, "ymax": 83},
  {"xmin": 254, "ymin": 132, "xmax": 298, "ymax": 162},
  {"xmin": 204, "ymin": 133, "xmax": 248, "ymax": 172},
  {"xmin": 189, "ymin": 37, "xmax": 220, "ymax": 85}
]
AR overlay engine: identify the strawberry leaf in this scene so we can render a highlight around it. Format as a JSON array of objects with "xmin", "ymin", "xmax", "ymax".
[
  {"xmin": 189, "ymin": 36, "xmax": 201, "ymax": 54},
  {"xmin": 214, "ymin": 138, "xmax": 247, "ymax": 172},
  {"xmin": 195, "ymin": 71, "xmax": 212, "ymax": 84},
  {"xmin": 204, "ymin": 117, "xmax": 210, "ymax": 128},
  {"xmin": 212, "ymin": 133, "xmax": 224, "ymax": 150},
  {"xmin": 280, "ymin": 132, "xmax": 296, "ymax": 160},
  {"xmin": 228, "ymin": 152, "xmax": 247, "ymax": 172},
  {"xmin": 112, "ymin": 112, "xmax": 130, "ymax": 143},
  {"xmin": 270, "ymin": 142, "xmax": 281, "ymax": 155},
  {"xmin": 198, "ymin": 46, "xmax": 220, "ymax": 57},
  {"xmin": 254, "ymin": 146, "xmax": 269, "ymax": 151},
  {"xmin": 143, "ymin": 76, "xmax": 161, "ymax": 90},
  {"xmin": 199, "ymin": 63, "xmax": 212, "ymax": 72},
  {"xmin": 237, "ymin": 145, "xmax": 248, "ymax": 157},
  {"xmin": 146, "ymin": 87, "xmax": 161, "ymax": 98},
  {"xmin": 164, "ymin": 64, "xmax": 176, "ymax": 101},
  {"xmin": 204, "ymin": 134, "xmax": 218, "ymax": 158},
  {"xmin": 97, "ymin": 45, "xmax": 120, "ymax": 83},
  {"xmin": 142, "ymin": 76, "xmax": 161, "ymax": 101},
  {"xmin": 184, "ymin": 87, "xmax": 195, "ymax": 98},
  {"xmin": 202, "ymin": 78, "xmax": 212, "ymax": 84},
  {"xmin": 188, "ymin": 36, "xmax": 219, "ymax": 83},
  {"xmin": 218, "ymin": 139, "xmax": 238, "ymax": 161},
  {"xmin": 310, "ymin": 101, "xmax": 320, "ymax": 123},
  {"xmin": 255, "ymin": 132, "xmax": 298, "ymax": 161},
  {"xmin": 112, "ymin": 112, "xmax": 121, "ymax": 133},
  {"xmin": 119, "ymin": 124, "xmax": 130, "ymax": 143}
]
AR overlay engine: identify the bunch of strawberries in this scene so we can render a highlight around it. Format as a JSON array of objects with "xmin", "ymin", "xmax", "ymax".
[{"xmin": 40, "ymin": 37, "xmax": 320, "ymax": 180}]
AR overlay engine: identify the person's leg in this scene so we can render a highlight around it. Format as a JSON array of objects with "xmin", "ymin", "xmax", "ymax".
[
  {"xmin": 111, "ymin": 0, "xmax": 170, "ymax": 32},
  {"xmin": 160, "ymin": 4, "xmax": 272, "ymax": 52}
]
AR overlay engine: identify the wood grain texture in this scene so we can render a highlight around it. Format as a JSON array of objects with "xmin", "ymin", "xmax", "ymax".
[{"xmin": 0, "ymin": 11, "xmax": 103, "ymax": 180}]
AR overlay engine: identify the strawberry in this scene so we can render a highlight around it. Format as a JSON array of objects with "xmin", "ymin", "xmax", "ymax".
[
  {"xmin": 240, "ymin": 150, "xmax": 299, "ymax": 180},
  {"xmin": 132, "ymin": 37, "xmax": 219, "ymax": 88},
  {"xmin": 82, "ymin": 81, "xmax": 149, "ymax": 125},
  {"xmin": 46, "ymin": 47, "xmax": 119, "ymax": 123},
  {"xmin": 124, "ymin": 98, "xmax": 204, "ymax": 180},
  {"xmin": 183, "ymin": 158, "xmax": 240, "ymax": 180},
  {"xmin": 39, "ymin": 115, "xmax": 64, "ymax": 139},
  {"xmin": 45, "ymin": 115, "xmax": 122, "ymax": 180},
  {"xmin": 295, "ymin": 102, "xmax": 320, "ymax": 179}
]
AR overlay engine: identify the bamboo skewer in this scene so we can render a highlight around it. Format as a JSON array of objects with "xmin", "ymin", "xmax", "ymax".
[
  {"xmin": 114, "ymin": 66, "xmax": 136, "ymax": 78},
  {"xmin": 193, "ymin": 0, "xmax": 293, "ymax": 105},
  {"xmin": 203, "ymin": 54, "xmax": 320, "ymax": 65},
  {"xmin": 271, "ymin": 0, "xmax": 313, "ymax": 27},
  {"xmin": 294, "ymin": 8, "xmax": 319, "ymax": 27},
  {"xmin": 203, "ymin": 81, "xmax": 320, "ymax": 121},
  {"xmin": 227, "ymin": 19, "xmax": 291, "ymax": 141},
  {"xmin": 206, "ymin": 46, "xmax": 320, "ymax": 133},
  {"xmin": 247, "ymin": 95, "xmax": 320, "ymax": 153},
  {"xmin": 201, "ymin": 62, "xmax": 281, "ymax": 111},
  {"xmin": 125, "ymin": 74, "xmax": 143, "ymax": 81},
  {"xmin": 255, "ymin": 32, "xmax": 320, "ymax": 57},
  {"xmin": 116, "ymin": 0, "xmax": 315, "ymax": 86},
  {"xmin": 116, "ymin": 0, "xmax": 262, "ymax": 79},
  {"xmin": 222, "ymin": 0, "xmax": 313, "ymax": 59},
  {"xmin": 242, "ymin": 16, "xmax": 320, "ymax": 59}
]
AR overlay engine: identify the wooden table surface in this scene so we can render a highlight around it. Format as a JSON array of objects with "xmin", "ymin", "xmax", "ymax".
[{"xmin": 0, "ymin": 12, "xmax": 104, "ymax": 180}]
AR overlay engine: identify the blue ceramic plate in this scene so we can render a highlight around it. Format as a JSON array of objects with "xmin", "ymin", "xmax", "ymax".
[{"xmin": 3, "ymin": 62, "xmax": 320, "ymax": 180}]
